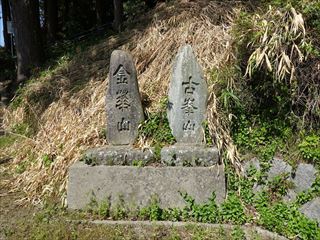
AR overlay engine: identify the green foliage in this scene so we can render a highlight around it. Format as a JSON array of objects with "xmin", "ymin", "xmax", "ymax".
[
  {"xmin": 232, "ymin": 114, "xmax": 291, "ymax": 161},
  {"xmin": 81, "ymin": 155, "xmax": 98, "ymax": 166},
  {"xmin": 132, "ymin": 160, "xmax": 145, "ymax": 167},
  {"xmin": 263, "ymin": 0, "xmax": 320, "ymax": 36},
  {"xmin": 220, "ymin": 194, "xmax": 247, "ymax": 225},
  {"xmin": 139, "ymin": 98, "xmax": 175, "ymax": 148},
  {"xmin": 203, "ymin": 121, "xmax": 213, "ymax": 146},
  {"xmin": 14, "ymin": 161, "xmax": 29, "ymax": 174},
  {"xmin": 11, "ymin": 123, "xmax": 32, "ymax": 137},
  {"xmin": 255, "ymin": 196, "xmax": 320, "ymax": 239},
  {"xmin": 139, "ymin": 196, "xmax": 163, "ymax": 221},
  {"xmin": 42, "ymin": 154, "xmax": 55, "ymax": 168},
  {"xmin": 0, "ymin": 134, "xmax": 18, "ymax": 149},
  {"xmin": 267, "ymin": 173, "xmax": 292, "ymax": 199},
  {"xmin": 180, "ymin": 192, "xmax": 219, "ymax": 223},
  {"xmin": 111, "ymin": 196, "xmax": 127, "ymax": 220},
  {"xmin": 298, "ymin": 134, "xmax": 320, "ymax": 163},
  {"xmin": 231, "ymin": 226, "xmax": 246, "ymax": 240}
]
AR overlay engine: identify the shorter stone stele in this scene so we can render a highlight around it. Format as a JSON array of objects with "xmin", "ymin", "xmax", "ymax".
[
  {"xmin": 84, "ymin": 50, "xmax": 154, "ymax": 166},
  {"xmin": 161, "ymin": 45, "xmax": 219, "ymax": 166}
]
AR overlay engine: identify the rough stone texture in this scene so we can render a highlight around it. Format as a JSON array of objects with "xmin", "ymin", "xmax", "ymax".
[
  {"xmin": 88, "ymin": 221, "xmax": 288, "ymax": 240},
  {"xmin": 244, "ymin": 158, "xmax": 261, "ymax": 175},
  {"xmin": 167, "ymin": 45, "xmax": 208, "ymax": 144},
  {"xmin": 84, "ymin": 146, "xmax": 155, "ymax": 165},
  {"xmin": 285, "ymin": 163, "xmax": 317, "ymax": 202},
  {"xmin": 300, "ymin": 197, "xmax": 320, "ymax": 223},
  {"xmin": 283, "ymin": 189, "xmax": 297, "ymax": 202},
  {"xmin": 161, "ymin": 145, "xmax": 219, "ymax": 166},
  {"xmin": 67, "ymin": 162, "xmax": 225, "ymax": 209},
  {"xmin": 267, "ymin": 157, "xmax": 292, "ymax": 181},
  {"xmin": 106, "ymin": 50, "xmax": 144, "ymax": 145},
  {"xmin": 293, "ymin": 163, "xmax": 316, "ymax": 193}
]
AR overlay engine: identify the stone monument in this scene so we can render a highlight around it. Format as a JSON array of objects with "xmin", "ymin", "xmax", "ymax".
[
  {"xmin": 84, "ymin": 50, "xmax": 154, "ymax": 165},
  {"xmin": 67, "ymin": 48, "xmax": 225, "ymax": 210},
  {"xmin": 161, "ymin": 45, "xmax": 219, "ymax": 166}
]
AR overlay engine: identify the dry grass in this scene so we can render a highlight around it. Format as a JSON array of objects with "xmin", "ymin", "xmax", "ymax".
[
  {"xmin": 2, "ymin": 0, "xmax": 243, "ymax": 204},
  {"xmin": 245, "ymin": 6, "xmax": 307, "ymax": 82}
]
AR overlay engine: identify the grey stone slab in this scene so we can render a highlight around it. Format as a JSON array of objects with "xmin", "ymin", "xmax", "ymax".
[
  {"xmin": 293, "ymin": 163, "xmax": 316, "ymax": 193},
  {"xmin": 161, "ymin": 145, "xmax": 219, "ymax": 166},
  {"xmin": 300, "ymin": 197, "xmax": 320, "ymax": 223},
  {"xmin": 244, "ymin": 157, "xmax": 261, "ymax": 175},
  {"xmin": 84, "ymin": 146, "xmax": 155, "ymax": 166},
  {"xmin": 106, "ymin": 50, "xmax": 144, "ymax": 145},
  {"xmin": 267, "ymin": 157, "xmax": 292, "ymax": 181},
  {"xmin": 167, "ymin": 45, "xmax": 208, "ymax": 144},
  {"xmin": 67, "ymin": 162, "xmax": 225, "ymax": 209}
]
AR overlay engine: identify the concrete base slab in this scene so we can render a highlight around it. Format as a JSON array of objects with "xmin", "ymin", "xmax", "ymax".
[
  {"xmin": 84, "ymin": 220, "xmax": 288, "ymax": 240},
  {"xmin": 67, "ymin": 161, "xmax": 225, "ymax": 209},
  {"xmin": 161, "ymin": 145, "xmax": 219, "ymax": 166},
  {"xmin": 84, "ymin": 146, "xmax": 155, "ymax": 166}
]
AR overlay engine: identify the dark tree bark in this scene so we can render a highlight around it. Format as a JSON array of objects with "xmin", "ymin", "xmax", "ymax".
[
  {"xmin": 62, "ymin": 0, "xmax": 70, "ymax": 24},
  {"xmin": 1, "ymin": 0, "xmax": 11, "ymax": 52},
  {"xmin": 113, "ymin": 0, "xmax": 122, "ymax": 32},
  {"xmin": 46, "ymin": 0, "xmax": 58, "ymax": 42},
  {"xmin": 96, "ymin": 0, "xmax": 107, "ymax": 26},
  {"xmin": 11, "ymin": 0, "xmax": 44, "ymax": 83}
]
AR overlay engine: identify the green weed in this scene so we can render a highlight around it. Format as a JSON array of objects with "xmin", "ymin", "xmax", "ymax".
[
  {"xmin": 298, "ymin": 134, "xmax": 320, "ymax": 163},
  {"xmin": 139, "ymin": 98, "xmax": 175, "ymax": 149},
  {"xmin": 0, "ymin": 134, "xmax": 18, "ymax": 149},
  {"xmin": 231, "ymin": 226, "xmax": 246, "ymax": 240}
]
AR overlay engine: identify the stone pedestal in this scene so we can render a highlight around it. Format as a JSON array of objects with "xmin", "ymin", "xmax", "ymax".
[
  {"xmin": 84, "ymin": 146, "xmax": 155, "ymax": 166},
  {"xmin": 162, "ymin": 45, "xmax": 221, "ymax": 167},
  {"xmin": 161, "ymin": 145, "xmax": 219, "ymax": 166},
  {"xmin": 67, "ymin": 161, "xmax": 225, "ymax": 209}
]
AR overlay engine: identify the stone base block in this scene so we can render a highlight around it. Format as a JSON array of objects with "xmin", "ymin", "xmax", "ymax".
[
  {"xmin": 67, "ymin": 161, "xmax": 225, "ymax": 209},
  {"xmin": 161, "ymin": 145, "xmax": 219, "ymax": 166},
  {"xmin": 84, "ymin": 146, "xmax": 155, "ymax": 166}
]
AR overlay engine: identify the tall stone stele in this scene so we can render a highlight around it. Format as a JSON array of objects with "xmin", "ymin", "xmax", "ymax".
[
  {"xmin": 161, "ymin": 45, "xmax": 219, "ymax": 166},
  {"xmin": 84, "ymin": 50, "xmax": 154, "ymax": 165},
  {"xmin": 106, "ymin": 50, "xmax": 144, "ymax": 145}
]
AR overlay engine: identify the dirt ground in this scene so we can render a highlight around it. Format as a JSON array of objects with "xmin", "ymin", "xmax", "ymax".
[{"xmin": 0, "ymin": 161, "xmax": 37, "ymax": 240}]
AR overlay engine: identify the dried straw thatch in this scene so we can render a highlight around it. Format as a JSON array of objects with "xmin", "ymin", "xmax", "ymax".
[{"xmin": 3, "ymin": 0, "xmax": 242, "ymax": 204}]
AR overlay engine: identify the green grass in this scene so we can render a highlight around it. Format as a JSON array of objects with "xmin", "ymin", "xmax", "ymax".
[{"xmin": 0, "ymin": 134, "xmax": 18, "ymax": 149}]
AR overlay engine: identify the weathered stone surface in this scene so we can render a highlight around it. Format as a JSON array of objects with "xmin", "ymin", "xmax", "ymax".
[
  {"xmin": 106, "ymin": 50, "xmax": 144, "ymax": 145},
  {"xmin": 244, "ymin": 158, "xmax": 261, "ymax": 175},
  {"xmin": 67, "ymin": 162, "xmax": 225, "ymax": 209},
  {"xmin": 293, "ymin": 163, "xmax": 316, "ymax": 193},
  {"xmin": 300, "ymin": 197, "xmax": 320, "ymax": 223},
  {"xmin": 84, "ymin": 146, "xmax": 155, "ymax": 166},
  {"xmin": 161, "ymin": 145, "xmax": 219, "ymax": 166},
  {"xmin": 89, "ymin": 221, "xmax": 288, "ymax": 240},
  {"xmin": 167, "ymin": 45, "xmax": 208, "ymax": 144},
  {"xmin": 267, "ymin": 157, "xmax": 292, "ymax": 181}
]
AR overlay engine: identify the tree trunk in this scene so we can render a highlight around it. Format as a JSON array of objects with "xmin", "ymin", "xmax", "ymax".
[
  {"xmin": 11, "ymin": 0, "xmax": 44, "ymax": 83},
  {"xmin": 96, "ymin": 0, "xmax": 107, "ymax": 26},
  {"xmin": 46, "ymin": 0, "xmax": 58, "ymax": 42},
  {"xmin": 113, "ymin": 0, "xmax": 122, "ymax": 32},
  {"xmin": 1, "ymin": 0, "xmax": 11, "ymax": 52}
]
